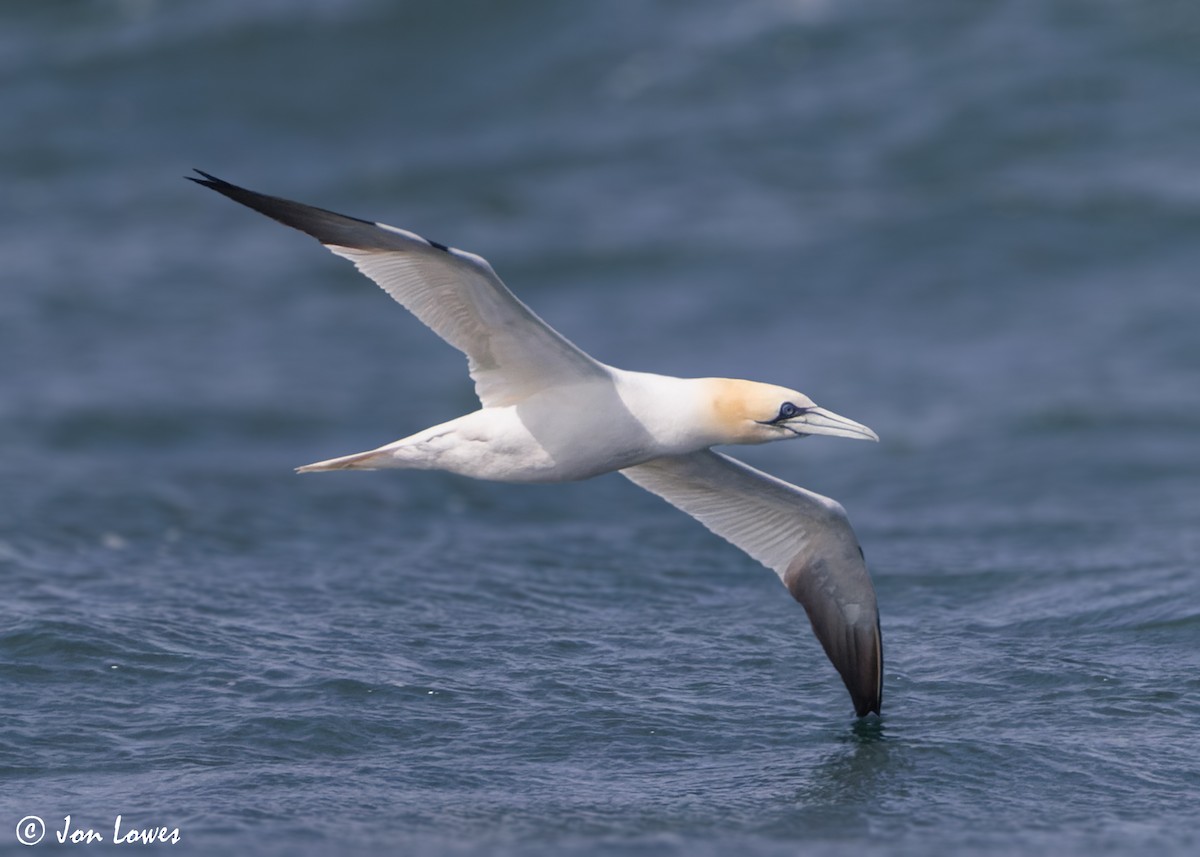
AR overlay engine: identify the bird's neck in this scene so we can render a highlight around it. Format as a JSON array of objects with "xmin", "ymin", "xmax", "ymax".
[{"xmin": 610, "ymin": 370, "xmax": 743, "ymax": 452}]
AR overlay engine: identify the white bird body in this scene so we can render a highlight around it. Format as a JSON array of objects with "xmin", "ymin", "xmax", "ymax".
[
  {"xmin": 300, "ymin": 371, "xmax": 820, "ymax": 482},
  {"xmin": 192, "ymin": 171, "xmax": 885, "ymax": 718},
  {"xmin": 299, "ymin": 370, "xmax": 701, "ymax": 481}
]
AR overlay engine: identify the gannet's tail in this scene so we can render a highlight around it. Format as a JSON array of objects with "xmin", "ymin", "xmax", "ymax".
[{"xmin": 296, "ymin": 448, "xmax": 392, "ymax": 473}]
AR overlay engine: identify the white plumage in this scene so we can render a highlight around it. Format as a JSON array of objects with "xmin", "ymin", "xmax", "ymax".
[{"xmin": 191, "ymin": 170, "xmax": 884, "ymax": 717}]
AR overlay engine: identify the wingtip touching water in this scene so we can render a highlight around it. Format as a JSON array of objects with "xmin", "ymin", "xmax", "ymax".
[
  {"xmin": 786, "ymin": 561, "xmax": 883, "ymax": 717},
  {"xmin": 192, "ymin": 170, "xmax": 885, "ymax": 718}
]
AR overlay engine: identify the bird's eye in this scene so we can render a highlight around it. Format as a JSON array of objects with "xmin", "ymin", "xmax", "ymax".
[{"xmin": 778, "ymin": 402, "xmax": 801, "ymax": 420}]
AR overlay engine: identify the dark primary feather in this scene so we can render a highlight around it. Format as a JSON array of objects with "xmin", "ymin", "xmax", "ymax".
[
  {"xmin": 187, "ymin": 169, "xmax": 448, "ymax": 253},
  {"xmin": 785, "ymin": 557, "xmax": 882, "ymax": 717}
]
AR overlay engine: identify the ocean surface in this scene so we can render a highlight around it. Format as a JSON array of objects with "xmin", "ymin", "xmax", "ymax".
[{"xmin": 3, "ymin": 1, "xmax": 1198, "ymax": 854}]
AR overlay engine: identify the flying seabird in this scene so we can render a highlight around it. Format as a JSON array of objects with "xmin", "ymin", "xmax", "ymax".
[{"xmin": 190, "ymin": 170, "xmax": 884, "ymax": 717}]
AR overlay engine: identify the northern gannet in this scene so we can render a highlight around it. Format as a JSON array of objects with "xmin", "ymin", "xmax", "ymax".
[{"xmin": 190, "ymin": 170, "xmax": 884, "ymax": 717}]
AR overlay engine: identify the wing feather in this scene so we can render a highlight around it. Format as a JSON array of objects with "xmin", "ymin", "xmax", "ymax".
[
  {"xmin": 189, "ymin": 171, "xmax": 605, "ymax": 406},
  {"xmin": 622, "ymin": 450, "xmax": 882, "ymax": 717}
]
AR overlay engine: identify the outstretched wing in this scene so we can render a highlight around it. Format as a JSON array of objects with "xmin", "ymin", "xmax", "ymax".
[
  {"xmin": 190, "ymin": 171, "xmax": 607, "ymax": 407},
  {"xmin": 621, "ymin": 449, "xmax": 882, "ymax": 717}
]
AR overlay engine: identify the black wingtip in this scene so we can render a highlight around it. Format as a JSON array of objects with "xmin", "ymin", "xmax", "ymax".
[
  {"xmin": 185, "ymin": 169, "xmax": 389, "ymax": 250},
  {"xmin": 186, "ymin": 171, "xmax": 459, "ymax": 257},
  {"xmin": 853, "ymin": 695, "xmax": 882, "ymax": 719},
  {"xmin": 187, "ymin": 169, "xmax": 278, "ymax": 207},
  {"xmin": 851, "ymin": 693, "xmax": 881, "ymax": 719},
  {"xmin": 784, "ymin": 556, "xmax": 884, "ymax": 719},
  {"xmin": 186, "ymin": 168, "xmax": 222, "ymax": 188},
  {"xmin": 849, "ymin": 615, "xmax": 884, "ymax": 718},
  {"xmin": 186, "ymin": 170, "xmax": 278, "ymax": 208}
]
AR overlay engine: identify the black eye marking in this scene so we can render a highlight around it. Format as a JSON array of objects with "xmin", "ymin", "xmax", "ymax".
[
  {"xmin": 756, "ymin": 401, "xmax": 811, "ymax": 426},
  {"xmin": 776, "ymin": 401, "xmax": 808, "ymax": 422}
]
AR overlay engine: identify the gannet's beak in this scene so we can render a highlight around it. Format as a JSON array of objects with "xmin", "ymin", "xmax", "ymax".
[{"xmin": 788, "ymin": 407, "xmax": 879, "ymax": 442}]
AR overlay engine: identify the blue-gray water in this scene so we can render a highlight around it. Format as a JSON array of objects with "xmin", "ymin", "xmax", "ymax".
[{"xmin": 3, "ymin": 1, "xmax": 1199, "ymax": 854}]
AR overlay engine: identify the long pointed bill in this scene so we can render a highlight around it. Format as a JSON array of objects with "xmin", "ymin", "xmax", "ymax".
[{"xmin": 789, "ymin": 407, "xmax": 879, "ymax": 442}]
